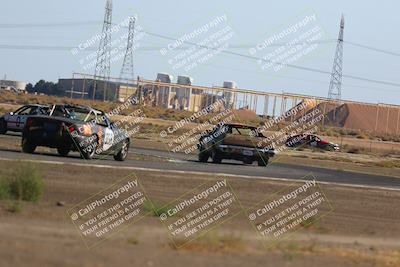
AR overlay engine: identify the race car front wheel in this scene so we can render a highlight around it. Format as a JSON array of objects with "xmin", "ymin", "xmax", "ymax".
[
  {"xmin": 114, "ymin": 139, "xmax": 129, "ymax": 161},
  {"xmin": 198, "ymin": 151, "xmax": 209, "ymax": 163},
  {"xmin": 211, "ymin": 150, "xmax": 222, "ymax": 164},
  {"xmin": 257, "ymin": 157, "xmax": 269, "ymax": 166},
  {"xmin": 22, "ymin": 138, "xmax": 36, "ymax": 154},
  {"xmin": 81, "ymin": 136, "xmax": 97, "ymax": 160},
  {"xmin": 0, "ymin": 119, "xmax": 7, "ymax": 134}
]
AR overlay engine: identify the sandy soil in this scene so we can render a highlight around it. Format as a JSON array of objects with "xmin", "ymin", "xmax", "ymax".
[{"xmin": 0, "ymin": 160, "xmax": 399, "ymax": 267}]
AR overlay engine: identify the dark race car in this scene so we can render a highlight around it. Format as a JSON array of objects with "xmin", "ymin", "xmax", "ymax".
[
  {"xmin": 22, "ymin": 104, "xmax": 130, "ymax": 161},
  {"xmin": 0, "ymin": 104, "xmax": 49, "ymax": 134},
  {"xmin": 285, "ymin": 134, "xmax": 339, "ymax": 151},
  {"xmin": 198, "ymin": 123, "xmax": 275, "ymax": 166}
]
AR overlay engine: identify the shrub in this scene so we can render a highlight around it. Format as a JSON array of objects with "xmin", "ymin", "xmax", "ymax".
[
  {"xmin": 356, "ymin": 133, "xmax": 368, "ymax": 139},
  {"xmin": 0, "ymin": 178, "xmax": 10, "ymax": 199},
  {"xmin": 7, "ymin": 201, "xmax": 22, "ymax": 213},
  {"xmin": 143, "ymin": 200, "xmax": 174, "ymax": 217},
  {"xmin": 347, "ymin": 148, "xmax": 360, "ymax": 154},
  {"xmin": 0, "ymin": 162, "xmax": 44, "ymax": 202}
]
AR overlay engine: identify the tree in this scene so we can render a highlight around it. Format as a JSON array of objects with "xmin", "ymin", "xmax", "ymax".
[
  {"xmin": 25, "ymin": 83, "xmax": 34, "ymax": 93},
  {"xmin": 30, "ymin": 80, "xmax": 64, "ymax": 96}
]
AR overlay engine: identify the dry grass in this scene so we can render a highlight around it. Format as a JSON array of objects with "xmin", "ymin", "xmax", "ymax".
[{"xmin": 170, "ymin": 230, "xmax": 244, "ymax": 253}]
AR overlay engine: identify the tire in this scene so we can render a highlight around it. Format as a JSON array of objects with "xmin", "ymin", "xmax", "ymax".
[
  {"xmin": 243, "ymin": 157, "xmax": 253, "ymax": 165},
  {"xmin": 0, "ymin": 119, "xmax": 7, "ymax": 135},
  {"xmin": 211, "ymin": 150, "xmax": 222, "ymax": 164},
  {"xmin": 22, "ymin": 138, "xmax": 36, "ymax": 153},
  {"xmin": 114, "ymin": 139, "xmax": 129, "ymax": 161},
  {"xmin": 81, "ymin": 136, "xmax": 97, "ymax": 160},
  {"xmin": 258, "ymin": 157, "xmax": 269, "ymax": 166},
  {"xmin": 57, "ymin": 146, "xmax": 70, "ymax": 157},
  {"xmin": 198, "ymin": 151, "xmax": 209, "ymax": 163}
]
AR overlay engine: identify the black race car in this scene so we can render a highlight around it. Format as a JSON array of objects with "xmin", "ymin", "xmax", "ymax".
[
  {"xmin": 286, "ymin": 134, "xmax": 339, "ymax": 151},
  {"xmin": 22, "ymin": 105, "xmax": 130, "ymax": 161}
]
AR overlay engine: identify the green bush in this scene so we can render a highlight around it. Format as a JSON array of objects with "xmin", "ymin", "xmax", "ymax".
[
  {"xmin": 0, "ymin": 163, "xmax": 44, "ymax": 202},
  {"xmin": 0, "ymin": 178, "xmax": 10, "ymax": 199}
]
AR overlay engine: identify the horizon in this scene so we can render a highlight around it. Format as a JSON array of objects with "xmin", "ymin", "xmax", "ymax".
[{"xmin": 1, "ymin": 0, "xmax": 399, "ymax": 105}]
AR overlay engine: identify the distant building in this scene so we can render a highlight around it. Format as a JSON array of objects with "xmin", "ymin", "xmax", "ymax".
[
  {"xmin": 137, "ymin": 73, "xmax": 233, "ymax": 112},
  {"xmin": 0, "ymin": 79, "xmax": 27, "ymax": 92},
  {"xmin": 58, "ymin": 78, "xmax": 136, "ymax": 102}
]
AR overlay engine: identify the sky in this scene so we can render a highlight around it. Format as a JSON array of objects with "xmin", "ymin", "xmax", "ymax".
[{"xmin": 0, "ymin": 0, "xmax": 399, "ymax": 105}]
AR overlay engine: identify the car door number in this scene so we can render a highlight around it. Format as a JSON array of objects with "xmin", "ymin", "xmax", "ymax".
[
  {"xmin": 16, "ymin": 116, "xmax": 21, "ymax": 128},
  {"xmin": 103, "ymin": 128, "xmax": 114, "ymax": 151}
]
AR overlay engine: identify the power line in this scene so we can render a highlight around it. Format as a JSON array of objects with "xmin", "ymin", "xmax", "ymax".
[
  {"xmin": 0, "ymin": 21, "xmax": 101, "ymax": 29},
  {"xmin": 1, "ymin": 22, "xmax": 400, "ymax": 89},
  {"xmin": 142, "ymin": 30, "xmax": 400, "ymax": 88},
  {"xmin": 1, "ymin": 21, "xmax": 399, "ymax": 56},
  {"xmin": 1, "ymin": 40, "xmax": 400, "ymax": 89},
  {"xmin": 345, "ymin": 41, "xmax": 400, "ymax": 57}
]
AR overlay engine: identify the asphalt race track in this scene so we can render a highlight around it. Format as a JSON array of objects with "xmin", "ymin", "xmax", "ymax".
[{"xmin": 0, "ymin": 134, "xmax": 399, "ymax": 190}]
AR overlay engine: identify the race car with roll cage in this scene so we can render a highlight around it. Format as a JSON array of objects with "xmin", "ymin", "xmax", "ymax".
[
  {"xmin": 21, "ymin": 104, "xmax": 130, "ymax": 161},
  {"xmin": 197, "ymin": 123, "xmax": 276, "ymax": 166},
  {"xmin": 285, "ymin": 134, "xmax": 339, "ymax": 151},
  {"xmin": 0, "ymin": 104, "xmax": 50, "ymax": 134}
]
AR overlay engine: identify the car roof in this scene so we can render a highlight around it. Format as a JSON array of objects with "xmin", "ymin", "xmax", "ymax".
[
  {"xmin": 225, "ymin": 123, "xmax": 257, "ymax": 129},
  {"xmin": 25, "ymin": 104, "xmax": 49, "ymax": 108},
  {"xmin": 54, "ymin": 104, "xmax": 103, "ymax": 114}
]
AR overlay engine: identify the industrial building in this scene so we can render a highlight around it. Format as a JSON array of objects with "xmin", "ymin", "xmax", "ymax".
[
  {"xmin": 59, "ymin": 74, "xmax": 136, "ymax": 102},
  {"xmin": 0, "ymin": 79, "xmax": 27, "ymax": 92},
  {"xmin": 137, "ymin": 73, "xmax": 235, "ymax": 112}
]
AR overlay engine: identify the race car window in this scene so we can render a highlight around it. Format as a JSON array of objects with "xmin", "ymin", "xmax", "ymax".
[
  {"xmin": 13, "ymin": 106, "xmax": 28, "ymax": 114},
  {"xmin": 64, "ymin": 108, "xmax": 91, "ymax": 121},
  {"xmin": 96, "ymin": 114, "xmax": 110, "ymax": 127},
  {"xmin": 50, "ymin": 106, "xmax": 68, "ymax": 117},
  {"xmin": 84, "ymin": 111, "xmax": 96, "ymax": 123},
  {"xmin": 231, "ymin": 127, "xmax": 252, "ymax": 136},
  {"xmin": 18, "ymin": 107, "xmax": 34, "ymax": 115},
  {"xmin": 38, "ymin": 107, "xmax": 49, "ymax": 115}
]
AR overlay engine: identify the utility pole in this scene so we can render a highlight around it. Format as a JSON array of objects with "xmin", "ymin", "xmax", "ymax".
[
  {"xmin": 119, "ymin": 16, "xmax": 136, "ymax": 101},
  {"xmin": 93, "ymin": 0, "xmax": 113, "ymax": 101},
  {"xmin": 328, "ymin": 14, "xmax": 345, "ymax": 101},
  {"xmin": 120, "ymin": 16, "xmax": 136, "ymax": 83}
]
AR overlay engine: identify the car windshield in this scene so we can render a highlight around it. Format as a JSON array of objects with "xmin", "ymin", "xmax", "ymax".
[
  {"xmin": 50, "ymin": 105, "xmax": 91, "ymax": 121},
  {"xmin": 65, "ymin": 107, "xmax": 91, "ymax": 121},
  {"xmin": 229, "ymin": 126, "xmax": 259, "ymax": 137}
]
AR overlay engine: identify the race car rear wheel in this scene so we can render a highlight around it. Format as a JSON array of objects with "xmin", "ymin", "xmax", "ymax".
[
  {"xmin": 243, "ymin": 157, "xmax": 253, "ymax": 165},
  {"xmin": 22, "ymin": 138, "xmax": 36, "ymax": 154},
  {"xmin": 0, "ymin": 119, "xmax": 7, "ymax": 134},
  {"xmin": 57, "ymin": 146, "xmax": 70, "ymax": 157},
  {"xmin": 114, "ymin": 139, "xmax": 129, "ymax": 161},
  {"xmin": 257, "ymin": 157, "xmax": 269, "ymax": 166},
  {"xmin": 198, "ymin": 151, "xmax": 209, "ymax": 162},
  {"xmin": 211, "ymin": 150, "xmax": 222, "ymax": 164}
]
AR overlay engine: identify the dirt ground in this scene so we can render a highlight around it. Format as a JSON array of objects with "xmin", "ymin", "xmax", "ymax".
[{"xmin": 0, "ymin": 160, "xmax": 399, "ymax": 267}]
